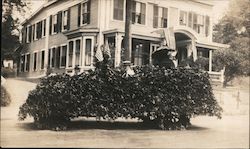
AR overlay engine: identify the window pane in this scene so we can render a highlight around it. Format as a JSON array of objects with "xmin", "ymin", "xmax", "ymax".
[
  {"xmin": 153, "ymin": 5, "xmax": 158, "ymax": 28},
  {"xmin": 48, "ymin": 49, "xmax": 51, "ymax": 68},
  {"xmin": 52, "ymin": 47, "xmax": 56, "ymax": 67},
  {"xmin": 68, "ymin": 41, "xmax": 74, "ymax": 67},
  {"xmin": 41, "ymin": 51, "xmax": 45, "ymax": 69},
  {"xmin": 75, "ymin": 40, "xmax": 81, "ymax": 66},
  {"xmin": 188, "ymin": 12, "xmax": 192, "ymax": 28},
  {"xmin": 85, "ymin": 39, "xmax": 92, "ymax": 66},
  {"xmin": 56, "ymin": 47, "xmax": 60, "ymax": 68},
  {"xmin": 33, "ymin": 53, "xmax": 37, "ymax": 71},
  {"xmin": 61, "ymin": 45, "xmax": 67, "ymax": 67},
  {"xmin": 21, "ymin": 55, "xmax": 25, "ymax": 72},
  {"xmin": 113, "ymin": 0, "xmax": 124, "ymax": 20},
  {"xmin": 26, "ymin": 54, "xmax": 30, "ymax": 72}
]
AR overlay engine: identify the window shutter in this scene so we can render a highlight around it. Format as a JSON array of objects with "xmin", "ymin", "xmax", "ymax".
[
  {"xmin": 67, "ymin": 8, "xmax": 71, "ymax": 30},
  {"xmin": 78, "ymin": 3, "xmax": 81, "ymax": 27},
  {"xmin": 49, "ymin": 15, "xmax": 52, "ymax": 35},
  {"xmin": 188, "ymin": 12, "xmax": 193, "ymax": 28},
  {"xmin": 57, "ymin": 12, "xmax": 62, "ymax": 33},
  {"xmin": 205, "ymin": 15, "xmax": 210, "ymax": 36},
  {"xmin": 48, "ymin": 48, "xmax": 51, "ymax": 68},
  {"xmin": 87, "ymin": 0, "xmax": 91, "ymax": 24},
  {"xmin": 32, "ymin": 24, "xmax": 35, "ymax": 41},
  {"xmin": 153, "ymin": 5, "xmax": 158, "ymax": 28},
  {"xmin": 56, "ymin": 47, "xmax": 60, "ymax": 68},
  {"xmin": 43, "ymin": 19, "xmax": 46, "ymax": 37}
]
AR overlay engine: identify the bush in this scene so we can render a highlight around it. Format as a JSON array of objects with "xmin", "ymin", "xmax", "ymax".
[
  {"xmin": 1, "ymin": 86, "xmax": 11, "ymax": 106},
  {"xmin": 19, "ymin": 61, "xmax": 222, "ymax": 130},
  {"xmin": 194, "ymin": 57, "xmax": 209, "ymax": 71},
  {"xmin": 1, "ymin": 67, "xmax": 16, "ymax": 78}
]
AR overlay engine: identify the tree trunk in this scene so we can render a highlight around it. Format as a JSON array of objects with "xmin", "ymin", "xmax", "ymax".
[{"xmin": 123, "ymin": 0, "xmax": 132, "ymax": 64}]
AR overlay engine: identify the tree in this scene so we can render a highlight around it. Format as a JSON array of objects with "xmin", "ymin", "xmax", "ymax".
[
  {"xmin": 1, "ymin": 0, "xmax": 28, "ymax": 65},
  {"xmin": 213, "ymin": 0, "xmax": 250, "ymax": 86}
]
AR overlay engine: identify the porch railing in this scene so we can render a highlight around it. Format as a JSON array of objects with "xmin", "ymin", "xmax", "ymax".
[{"xmin": 208, "ymin": 67, "xmax": 225, "ymax": 86}]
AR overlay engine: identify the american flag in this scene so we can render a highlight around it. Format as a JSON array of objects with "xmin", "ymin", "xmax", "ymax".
[
  {"xmin": 95, "ymin": 46, "xmax": 104, "ymax": 62},
  {"xmin": 103, "ymin": 43, "xmax": 111, "ymax": 58}
]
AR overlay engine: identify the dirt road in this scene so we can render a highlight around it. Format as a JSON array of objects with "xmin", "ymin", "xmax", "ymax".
[{"xmin": 1, "ymin": 78, "xmax": 249, "ymax": 148}]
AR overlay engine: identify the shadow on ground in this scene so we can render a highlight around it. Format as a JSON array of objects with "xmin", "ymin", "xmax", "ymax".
[{"xmin": 18, "ymin": 119, "xmax": 209, "ymax": 131}]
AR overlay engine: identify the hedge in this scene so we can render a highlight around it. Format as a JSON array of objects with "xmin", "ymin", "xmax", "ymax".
[
  {"xmin": 1, "ymin": 86, "xmax": 11, "ymax": 107},
  {"xmin": 19, "ymin": 61, "xmax": 222, "ymax": 130}
]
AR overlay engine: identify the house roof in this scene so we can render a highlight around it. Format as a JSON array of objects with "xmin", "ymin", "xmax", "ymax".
[{"xmin": 21, "ymin": 0, "xmax": 58, "ymax": 25}]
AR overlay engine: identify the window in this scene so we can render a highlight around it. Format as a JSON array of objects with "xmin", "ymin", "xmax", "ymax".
[
  {"xmin": 161, "ymin": 8, "xmax": 168, "ymax": 28},
  {"xmin": 113, "ymin": 0, "xmax": 124, "ymax": 21},
  {"xmin": 193, "ymin": 13, "xmax": 198, "ymax": 32},
  {"xmin": 56, "ymin": 47, "xmax": 60, "ymax": 68},
  {"xmin": 131, "ymin": 1, "xmax": 146, "ymax": 25},
  {"xmin": 53, "ymin": 14, "xmax": 57, "ymax": 34},
  {"xmin": 48, "ymin": 48, "xmax": 51, "ymax": 68},
  {"xmin": 82, "ymin": 1, "xmax": 91, "ymax": 25},
  {"xmin": 179, "ymin": 11, "xmax": 187, "ymax": 26},
  {"xmin": 27, "ymin": 25, "xmax": 32, "ymax": 43},
  {"xmin": 153, "ymin": 5, "xmax": 158, "ymax": 28},
  {"xmin": 25, "ymin": 54, "xmax": 30, "ymax": 72},
  {"xmin": 85, "ymin": 39, "xmax": 92, "ymax": 66},
  {"xmin": 62, "ymin": 10, "xmax": 68, "ymax": 31},
  {"xmin": 33, "ymin": 52, "xmax": 37, "ymax": 71},
  {"xmin": 60, "ymin": 45, "xmax": 67, "ymax": 67},
  {"xmin": 205, "ymin": 15, "xmax": 210, "ymax": 37},
  {"xmin": 41, "ymin": 50, "xmax": 45, "ymax": 69},
  {"xmin": 132, "ymin": 40, "xmax": 150, "ymax": 66},
  {"xmin": 188, "ymin": 12, "xmax": 193, "ymax": 28},
  {"xmin": 36, "ymin": 21, "xmax": 42, "ymax": 39},
  {"xmin": 51, "ymin": 47, "xmax": 56, "ymax": 68},
  {"xmin": 197, "ymin": 15, "xmax": 204, "ymax": 34},
  {"xmin": 75, "ymin": 39, "xmax": 81, "ymax": 66},
  {"xmin": 68, "ymin": 41, "xmax": 74, "ymax": 67},
  {"xmin": 20, "ymin": 55, "xmax": 25, "ymax": 72},
  {"xmin": 42, "ymin": 19, "xmax": 46, "ymax": 37},
  {"xmin": 153, "ymin": 6, "xmax": 167, "ymax": 28}
]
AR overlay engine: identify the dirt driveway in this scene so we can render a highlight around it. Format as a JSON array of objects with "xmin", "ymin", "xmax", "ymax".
[{"xmin": 1, "ymin": 78, "xmax": 249, "ymax": 148}]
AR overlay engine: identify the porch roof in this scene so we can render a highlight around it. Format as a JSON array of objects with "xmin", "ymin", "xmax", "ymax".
[{"xmin": 196, "ymin": 41, "xmax": 230, "ymax": 50}]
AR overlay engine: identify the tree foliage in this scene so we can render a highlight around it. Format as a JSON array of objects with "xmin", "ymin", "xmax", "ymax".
[
  {"xmin": 213, "ymin": 0, "xmax": 250, "ymax": 86},
  {"xmin": 1, "ymin": 0, "xmax": 28, "ymax": 64}
]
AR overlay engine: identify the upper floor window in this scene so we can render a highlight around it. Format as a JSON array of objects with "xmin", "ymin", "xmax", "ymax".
[
  {"xmin": 35, "ymin": 21, "xmax": 43, "ymax": 40},
  {"xmin": 183, "ymin": 11, "xmax": 210, "ymax": 36},
  {"xmin": 179, "ymin": 11, "xmax": 187, "ymax": 26},
  {"xmin": 78, "ymin": 1, "xmax": 91, "ymax": 26},
  {"xmin": 131, "ymin": 1, "xmax": 146, "ymax": 25},
  {"xmin": 113, "ymin": 0, "xmax": 124, "ymax": 21},
  {"xmin": 27, "ymin": 25, "xmax": 32, "ymax": 43},
  {"xmin": 153, "ymin": 6, "xmax": 168, "ymax": 28},
  {"xmin": 52, "ymin": 14, "xmax": 58, "ymax": 34},
  {"xmin": 62, "ymin": 10, "xmax": 68, "ymax": 31}
]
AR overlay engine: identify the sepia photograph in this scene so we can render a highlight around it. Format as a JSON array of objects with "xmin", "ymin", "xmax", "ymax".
[{"xmin": 1, "ymin": 0, "xmax": 249, "ymax": 148}]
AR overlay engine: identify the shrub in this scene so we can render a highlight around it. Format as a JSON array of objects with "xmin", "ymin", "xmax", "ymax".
[
  {"xmin": 1, "ymin": 67, "xmax": 16, "ymax": 78},
  {"xmin": 1, "ymin": 86, "xmax": 11, "ymax": 106},
  {"xmin": 19, "ymin": 61, "xmax": 222, "ymax": 130}
]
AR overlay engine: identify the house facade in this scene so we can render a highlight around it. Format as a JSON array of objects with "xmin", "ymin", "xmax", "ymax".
[{"xmin": 18, "ymin": 0, "xmax": 228, "ymax": 78}]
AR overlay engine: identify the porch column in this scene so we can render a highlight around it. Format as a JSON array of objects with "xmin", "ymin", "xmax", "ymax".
[
  {"xmin": 209, "ymin": 50, "xmax": 213, "ymax": 72},
  {"xmin": 115, "ymin": 33, "xmax": 123, "ymax": 67},
  {"xmin": 192, "ymin": 40, "xmax": 198, "ymax": 61}
]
